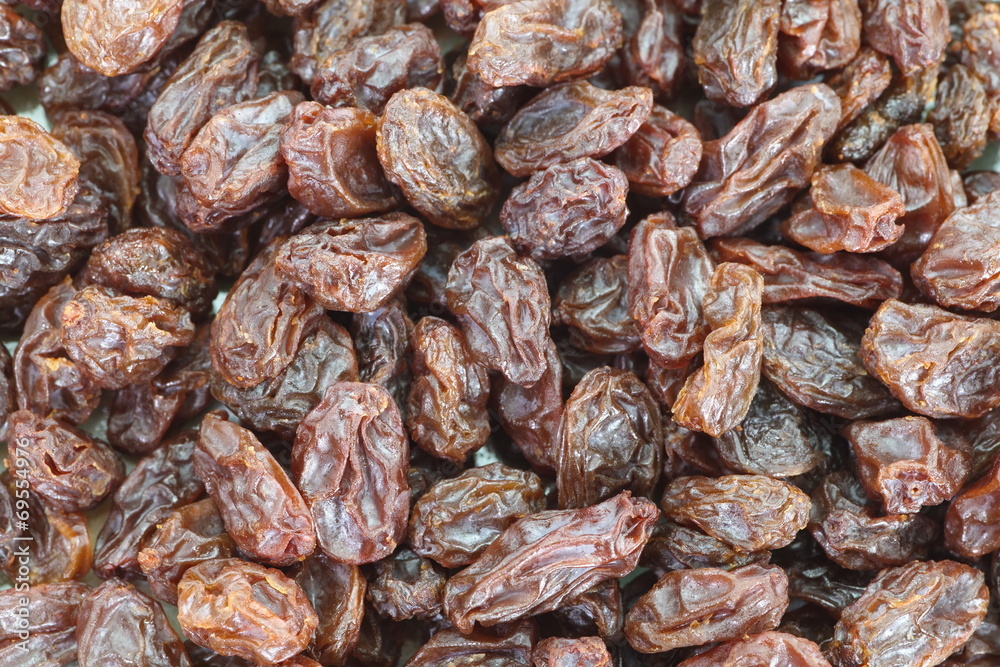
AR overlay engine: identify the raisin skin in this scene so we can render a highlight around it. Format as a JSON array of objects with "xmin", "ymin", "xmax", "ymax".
[
  {"xmin": 466, "ymin": 0, "xmax": 623, "ymax": 87},
  {"xmin": 407, "ymin": 620, "xmax": 537, "ymax": 666},
  {"xmin": 494, "ymin": 81, "xmax": 653, "ymax": 177},
  {"xmin": 446, "ymin": 236, "xmax": 553, "ymax": 387},
  {"xmin": 194, "ymin": 413, "xmax": 317, "ymax": 566},
  {"xmin": 291, "ymin": 382, "xmax": 410, "ymax": 564},
  {"xmin": 928, "ymin": 64, "xmax": 990, "ymax": 170},
  {"xmin": 557, "ymin": 367, "xmax": 663, "ymax": 509},
  {"xmin": 178, "ymin": 558, "xmax": 319, "ymax": 666},
  {"xmin": 624, "ymin": 564, "xmax": 789, "ymax": 653},
  {"xmin": 829, "ymin": 560, "xmax": 988, "ymax": 667},
  {"xmin": 281, "ymin": 102, "xmax": 400, "ymax": 219},
  {"xmin": 501, "ymin": 157, "xmax": 629, "ymax": 261},
  {"xmin": 777, "ymin": 0, "xmax": 862, "ymax": 80},
  {"xmin": 377, "ymin": 87, "xmax": 499, "ymax": 230},
  {"xmin": 661, "ymin": 475, "xmax": 811, "ymax": 552},
  {"xmin": 0, "ymin": 115, "xmax": 81, "ymax": 221}
]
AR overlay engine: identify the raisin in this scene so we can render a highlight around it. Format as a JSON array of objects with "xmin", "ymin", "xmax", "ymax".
[
  {"xmin": 944, "ymin": 454, "xmax": 1000, "ymax": 559},
  {"xmin": 677, "ymin": 631, "xmax": 832, "ymax": 666},
  {"xmin": 928, "ymin": 64, "xmax": 990, "ymax": 170},
  {"xmin": 533, "ymin": 637, "xmax": 612, "ymax": 667},
  {"xmin": 861, "ymin": 0, "xmax": 949, "ymax": 74},
  {"xmin": 443, "ymin": 493, "xmax": 658, "ymax": 633},
  {"xmin": 553, "ymin": 255, "xmax": 641, "ymax": 356},
  {"xmin": 275, "ymin": 214, "xmax": 427, "ymax": 313},
  {"xmin": 178, "ymin": 91, "xmax": 303, "ymax": 231},
  {"xmin": 0, "ymin": 7, "xmax": 45, "ymax": 91},
  {"xmin": 608, "ymin": 105, "xmax": 702, "ymax": 198},
  {"xmin": 406, "ymin": 316, "xmax": 490, "ymax": 463},
  {"xmin": 827, "ymin": 47, "xmax": 892, "ymax": 130},
  {"xmin": 351, "ymin": 297, "xmax": 413, "ymax": 413},
  {"xmin": 684, "ymin": 83, "xmax": 840, "ymax": 238},
  {"xmin": 692, "ymin": 0, "xmax": 780, "ymax": 107},
  {"xmin": 293, "ymin": 555, "xmax": 366, "ymax": 665},
  {"xmin": 829, "ymin": 560, "xmax": 988, "ymax": 667},
  {"xmin": 407, "ymin": 621, "xmax": 537, "ymax": 666},
  {"xmin": 195, "ymin": 412, "xmax": 317, "ymax": 566},
  {"xmin": 311, "ymin": 23, "xmax": 442, "ymax": 114},
  {"xmin": 495, "ymin": 81, "xmax": 653, "ymax": 177},
  {"xmin": 7, "ymin": 409, "xmax": 125, "ymax": 513},
  {"xmin": 672, "ymin": 263, "xmax": 764, "ymax": 438},
  {"xmin": 60, "ymin": 285, "xmax": 196, "ymax": 390},
  {"xmin": 641, "ymin": 521, "xmax": 772, "ymax": 575},
  {"xmin": 281, "ymin": 102, "xmax": 400, "ymax": 219},
  {"xmin": 627, "ymin": 214, "xmax": 713, "ymax": 369},
  {"xmin": 557, "ymin": 367, "xmax": 662, "ymax": 508},
  {"xmin": 861, "ymin": 299, "xmax": 1000, "ymax": 418},
  {"xmin": 366, "ymin": 547, "xmax": 446, "ymax": 621},
  {"xmin": 178, "ymin": 558, "xmax": 319, "ymax": 665},
  {"xmin": 760, "ymin": 305, "xmax": 900, "ymax": 419},
  {"xmin": 377, "ymin": 87, "xmax": 499, "ymax": 230},
  {"xmin": 501, "ymin": 158, "xmax": 629, "ymax": 261},
  {"xmin": 844, "ymin": 416, "xmax": 970, "ymax": 514},
  {"xmin": 81, "ymin": 227, "xmax": 217, "ymax": 319},
  {"xmin": 138, "ymin": 498, "xmax": 238, "ymax": 605},
  {"xmin": 93, "ymin": 432, "xmax": 205, "ymax": 579},
  {"xmin": 808, "ymin": 471, "xmax": 936, "ymax": 570},
  {"xmin": 661, "ymin": 475, "xmax": 811, "ymax": 551},
  {"xmin": 446, "ymin": 236, "xmax": 553, "ymax": 386},
  {"xmin": 619, "ymin": 0, "xmax": 686, "ymax": 102},
  {"xmin": 212, "ymin": 318, "xmax": 359, "ymax": 440},
  {"xmin": 76, "ymin": 579, "xmax": 190, "ymax": 666},
  {"xmin": 292, "ymin": 382, "xmax": 410, "ymax": 564},
  {"xmin": 0, "ymin": 115, "xmax": 81, "ymax": 221},
  {"xmin": 625, "ymin": 564, "xmax": 789, "ymax": 653},
  {"xmin": 466, "ymin": 0, "xmax": 623, "ymax": 87},
  {"xmin": 710, "ymin": 237, "xmax": 903, "ymax": 309},
  {"xmin": 777, "ymin": 0, "xmax": 861, "ymax": 79},
  {"xmin": 144, "ymin": 21, "xmax": 259, "ymax": 176},
  {"xmin": 492, "ymin": 338, "xmax": 564, "ymax": 473}
]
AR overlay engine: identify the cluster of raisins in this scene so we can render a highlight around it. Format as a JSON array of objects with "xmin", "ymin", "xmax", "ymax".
[{"xmin": 2, "ymin": 0, "xmax": 1000, "ymax": 665}]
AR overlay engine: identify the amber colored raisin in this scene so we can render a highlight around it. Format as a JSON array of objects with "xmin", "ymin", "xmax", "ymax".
[
  {"xmin": 494, "ymin": 81, "xmax": 653, "ymax": 177},
  {"xmin": 377, "ymin": 87, "xmax": 499, "ymax": 230},
  {"xmin": 0, "ymin": 115, "xmax": 81, "ymax": 221},
  {"xmin": 178, "ymin": 558, "xmax": 319, "ymax": 665},
  {"xmin": 281, "ymin": 102, "xmax": 400, "ymax": 219}
]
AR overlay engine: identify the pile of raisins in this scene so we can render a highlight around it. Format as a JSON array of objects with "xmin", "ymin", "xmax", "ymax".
[{"xmin": 2, "ymin": 0, "xmax": 1000, "ymax": 664}]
